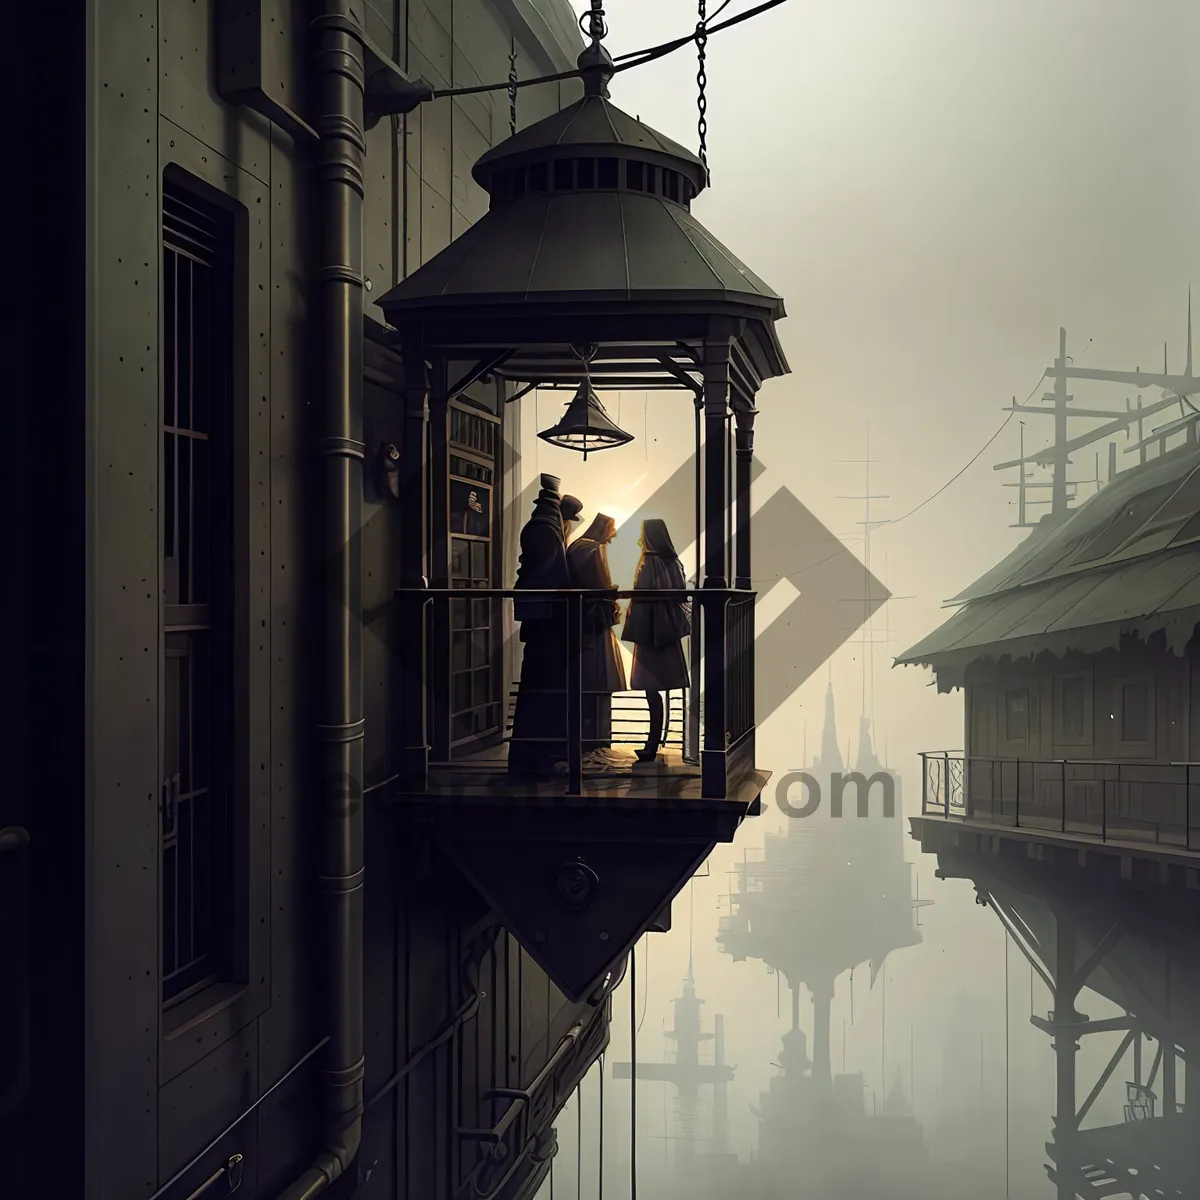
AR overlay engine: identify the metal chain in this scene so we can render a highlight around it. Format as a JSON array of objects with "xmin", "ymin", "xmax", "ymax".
[
  {"xmin": 696, "ymin": 0, "xmax": 709, "ymax": 184},
  {"xmin": 508, "ymin": 38, "xmax": 518, "ymax": 136}
]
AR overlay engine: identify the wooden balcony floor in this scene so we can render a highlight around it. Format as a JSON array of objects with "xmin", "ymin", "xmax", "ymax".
[{"xmin": 395, "ymin": 743, "xmax": 768, "ymax": 813}]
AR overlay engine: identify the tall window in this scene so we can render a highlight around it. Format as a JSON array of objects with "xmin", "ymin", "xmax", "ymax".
[
  {"xmin": 1004, "ymin": 687, "xmax": 1029, "ymax": 743},
  {"xmin": 1120, "ymin": 681, "xmax": 1151, "ymax": 745},
  {"xmin": 448, "ymin": 404, "xmax": 501, "ymax": 746},
  {"xmin": 1057, "ymin": 674, "xmax": 1088, "ymax": 743},
  {"xmin": 160, "ymin": 177, "xmax": 235, "ymax": 1007}
]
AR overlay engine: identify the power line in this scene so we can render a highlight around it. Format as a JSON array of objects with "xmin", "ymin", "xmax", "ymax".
[
  {"xmin": 429, "ymin": 0, "xmax": 792, "ymax": 100},
  {"xmin": 744, "ymin": 372, "xmax": 1051, "ymax": 586},
  {"xmin": 883, "ymin": 370, "xmax": 1048, "ymax": 529}
]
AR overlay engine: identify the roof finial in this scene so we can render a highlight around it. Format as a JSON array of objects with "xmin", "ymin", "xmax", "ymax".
[{"xmin": 577, "ymin": 1, "xmax": 615, "ymax": 98}]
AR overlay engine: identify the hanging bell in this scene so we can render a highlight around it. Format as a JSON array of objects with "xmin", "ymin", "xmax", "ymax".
[{"xmin": 537, "ymin": 379, "xmax": 635, "ymax": 459}]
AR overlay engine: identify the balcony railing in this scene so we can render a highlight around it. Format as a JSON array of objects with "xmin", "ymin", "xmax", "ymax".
[
  {"xmin": 394, "ymin": 588, "xmax": 756, "ymax": 801},
  {"xmin": 919, "ymin": 752, "xmax": 1200, "ymax": 851}
]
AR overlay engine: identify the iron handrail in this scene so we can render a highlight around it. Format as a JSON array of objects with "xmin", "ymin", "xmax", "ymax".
[
  {"xmin": 917, "ymin": 752, "xmax": 1199, "ymax": 852},
  {"xmin": 920, "ymin": 752, "xmax": 1200, "ymax": 768},
  {"xmin": 394, "ymin": 587, "xmax": 753, "ymax": 798}
]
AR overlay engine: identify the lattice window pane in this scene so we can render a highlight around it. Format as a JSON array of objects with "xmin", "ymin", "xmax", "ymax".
[{"xmin": 160, "ymin": 177, "xmax": 235, "ymax": 1008}]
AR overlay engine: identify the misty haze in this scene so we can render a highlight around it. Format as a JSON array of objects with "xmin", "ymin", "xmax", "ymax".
[{"xmin": 10, "ymin": 0, "xmax": 1200, "ymax": 1198}]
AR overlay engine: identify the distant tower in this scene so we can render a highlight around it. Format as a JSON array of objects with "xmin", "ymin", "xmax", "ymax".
[
  {"xmin": 612, "ymin": 959, "xmax": 735, "ymax": 1172},
  {"xmin": 718, "ymin": 684, "xmax": 925, "ymax": 1092}
]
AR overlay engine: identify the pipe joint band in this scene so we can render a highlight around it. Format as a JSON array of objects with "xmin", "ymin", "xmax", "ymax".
[
  {"xmin": 319, "ymin": 1056, "xmax": 367, "ymax": 1088},
  {"xmin": 316, "ymin": 718, "xmax": 367, "ymax": 742},
  {"xmin": 315, "ymin": 114, "xmax": 367, "ymax": 151},
  {"xmin": 316, "ymin": 436, "xmax": 366, "ymax": 461},
  {"xmin": 317, "ymin": 867, "xmax": 365, "ymax": 894},
  {"xmin": 311, "ymin": 13, "xmax": 368, "ymax": 45},
  {"xmin": 316, "ymin": 265, "xmax": 364, "ymax": 287}
]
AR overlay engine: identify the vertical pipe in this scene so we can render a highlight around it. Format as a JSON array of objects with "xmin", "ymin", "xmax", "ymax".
[
  {"xmin": 1052, "ymin": 916, "xmax": 1079, "ymax": 1200},
  {"xmin": 278, "ymin": 3, "xmax": 367, "ymax": 1196},
  {"xmin": 630, "ymin": 945, "xmax": 638, "ymax": 1200}
]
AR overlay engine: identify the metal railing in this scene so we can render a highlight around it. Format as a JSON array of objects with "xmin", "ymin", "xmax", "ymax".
[
  {"xmin": 394, "ymin": 587, "xmax": 756, "ymax": 799},
  {"xmin": 919, "ymin": 752, "xmax": 1200, "ymax": 851}
]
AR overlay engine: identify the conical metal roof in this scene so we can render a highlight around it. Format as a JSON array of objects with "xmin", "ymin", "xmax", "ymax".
[
  {"xmin": 472, "ymin": 94, "xmax": 708, "ymax": 197},
  {"xmin": 377, "ymin": 9, "xmax": 788, "ymax": 385},
  {"xmin": 377, "ymin": 186, "xmax": 784, "ymax": 315}
]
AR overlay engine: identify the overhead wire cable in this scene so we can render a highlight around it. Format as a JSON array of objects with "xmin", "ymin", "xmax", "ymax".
[
  {"xmin": 426, "ymin": 0, "xmax": 793, "ymax": 99},
  {"xmin": 746, "ymin": 371, "xmax": 1051, "ymax": 585}
]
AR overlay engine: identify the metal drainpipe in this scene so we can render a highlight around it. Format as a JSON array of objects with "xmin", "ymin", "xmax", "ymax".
[{"xmin": 277, "ymin": 2, "xmax": 367, "ymax": 1196}]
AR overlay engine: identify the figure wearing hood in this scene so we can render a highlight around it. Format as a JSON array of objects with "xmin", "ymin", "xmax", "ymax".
[
  {"xmin": 508, "ymin": 476, "xmax": 582, "ymax": 775},
  {"xmin": 566, "ymin": 513, "xmax": 627, "ymax": 760},
  {"xmin": 621, "ymin": 519, "xmax": 690, "ymax": 762}
]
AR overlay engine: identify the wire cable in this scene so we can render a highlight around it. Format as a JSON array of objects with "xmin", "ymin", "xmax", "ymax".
[
  {"xmin": 745, "ymin": 371, "xmax": 1050, "ymax": 585},
  {"xmin": 427, "ymin": 0, "xmax": 792, "ymax": 100},
  {"xmin": 630, "ymin": 943, "xmax": 638, "ymax": 1200},
  {"xmin": 636, "ymin": 937, "xmax": 650, "ymax": 1034},
  {"xmin": 883, "ymin": 370, "xmax": 1049, "ymax": 528},
  {"xmin": 598, "ymin": 1053, "xmax": 606, "ymax": 1200}
]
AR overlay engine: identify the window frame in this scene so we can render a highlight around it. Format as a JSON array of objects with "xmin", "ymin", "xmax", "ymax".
[
  {"xmin": 1112, "ymin": 675, "xmax": 1156, "ymax": 755},
  {"xmin": 1003, "ymin": 686, "xmax": 1030, "ymax": 746},
  {"xmin": 1053, "ymin": 670, "xmax": 1093, "ymax": 748},
  {"xmin": 157, "ymin": 146, "xmax": 271, "ymax": 1081},
  {"xmin": 447, "ymin": 398, "xmax": 504, "ymax": 753}
]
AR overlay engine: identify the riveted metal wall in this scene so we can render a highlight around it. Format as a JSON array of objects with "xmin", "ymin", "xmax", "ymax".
[
  {"xmin": 86, "ymin": 1, "xmax": 163, "ymax": 1195},
  {"xmin": 70, "ymin": 0, "xmax": 593, "ymax": 1196}
]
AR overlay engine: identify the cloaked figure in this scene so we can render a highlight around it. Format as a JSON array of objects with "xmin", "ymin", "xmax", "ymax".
[
  {"xmin": 508, "ymin": 475, "xmax": 582, "ymax": 776},
  {"xmin": 566, "ymin": 513, "xmax": 627, "ymax": 763},
  {"xmin": 621, "ymin": 519, "xmax": 690, "ymax": 763}
]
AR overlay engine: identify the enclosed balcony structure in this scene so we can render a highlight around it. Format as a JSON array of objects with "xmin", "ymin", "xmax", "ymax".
[{"xmin": 375, "ymin": 11, "xmax": 788, "ymax": 1003}]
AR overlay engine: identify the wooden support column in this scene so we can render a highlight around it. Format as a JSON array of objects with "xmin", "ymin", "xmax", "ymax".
[
  {"xmin": 398, "ymin": 345, "xmax": 429, "ymax": 787},
  {"xmin": 702, "ymin": 340, "xmax": 731, "ymax": 590},
  {"xmin": 686, "ymin": 393, "xmax": 703, "ymax": 766},
  {"xmin": 1051, "ymin": 916, "xmax": 1081, "ymax": 1200},
  {"xmin": 428, "ymin": 357, "xmax": 451, "ymax": 763},
  {"xmin": 701, "ymin": 338, "xmax": 731, "ymax": 798},
  {"xmin": 733, "ymin": 406, "xmax": 756, "ymax": 591}
]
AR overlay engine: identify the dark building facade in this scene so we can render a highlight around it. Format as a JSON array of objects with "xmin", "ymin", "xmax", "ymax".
[
  {"xmin": 900, "ymin": 441, "xmax": 1200, "ymax": 850},
  {"xmin": 7, "ymin": 2, "xmax": 785, "ymax": 1198}
]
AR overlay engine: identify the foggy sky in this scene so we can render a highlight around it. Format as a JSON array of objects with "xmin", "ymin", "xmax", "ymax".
[{"xmin": 529, "ymin": 3, "xmax": 1200, "ymax": 1194}]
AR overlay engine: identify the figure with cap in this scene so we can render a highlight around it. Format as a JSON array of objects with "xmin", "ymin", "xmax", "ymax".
[
  {"xmin": 621, "ymin": 519, "xmax": 690, "ymax": 764},
  {"xmin": 508, "ymin": 475, "xmax": 583, "ymax": 776},
  {"xmin": 566, "ymin": 512, "xmax": 627, "ymax": 765}
]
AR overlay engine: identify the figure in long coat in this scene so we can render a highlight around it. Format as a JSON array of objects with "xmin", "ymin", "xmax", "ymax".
[
  {"xmin": 508, "ymin": 476, "xmax": 581, "ymax": 776},
  {"xmin": 566, "ymin": 513, "xmax": 628, "ymax": 761},
  {"xmin": 620, "ymin": 519, "xmax": 690, "ymax": 762}
]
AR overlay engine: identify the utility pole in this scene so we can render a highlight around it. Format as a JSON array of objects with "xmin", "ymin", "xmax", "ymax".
[
  {"xmin": 1051, "ymin": 327, "xmax": 1071, "ymax": 520},
  {"xmin": 998, "ymin": 298, "xmax": 1199, "ymax": 524}
]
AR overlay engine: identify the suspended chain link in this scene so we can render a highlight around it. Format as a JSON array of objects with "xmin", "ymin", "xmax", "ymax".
[
  {"xmin": 696, "ymin": 0, "xmax": 710, "ymax": 185},
  {"xmin": 508, "ymin": 38, "xmax": 519, "ymax": 136}
]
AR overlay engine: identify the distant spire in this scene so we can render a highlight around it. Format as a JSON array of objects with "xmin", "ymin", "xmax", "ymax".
[
  {"xmin": 855, "ymin": 715, "xmax": 883, "ymax": 774},
  {"xmin": 884, "ymin": 1066, "xmax": 911, "ymax": 1117},
  {"xmin": 815, "ymin": 682, "xmax": 843, "ymax": 774}
]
